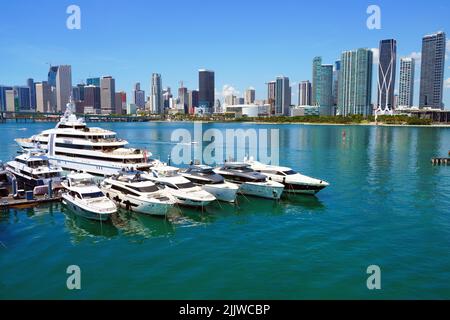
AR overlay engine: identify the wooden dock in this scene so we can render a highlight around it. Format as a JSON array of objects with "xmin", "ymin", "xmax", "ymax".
[
  {"xmin": 431, "ymin": 158, "xmax": 450, "ymax": 166},
  {"xmin": 0, "ymin": 195, "xmax": 61, "ymax": 209}
]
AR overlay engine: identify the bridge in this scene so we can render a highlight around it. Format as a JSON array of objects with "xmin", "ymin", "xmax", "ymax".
[{"xmin": 0, "ymin": 111, "xmax": 163, "ymax": 123}]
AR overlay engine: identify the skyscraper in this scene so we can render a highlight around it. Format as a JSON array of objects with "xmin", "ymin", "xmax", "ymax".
[
  {"xmin": 312, "ymin": 56, "xmax": 322, "ymax": 106},
  {"xmin": 188, "ymin": 90, "xmax": 199, "ymax": 114},
  {"xmin": 47, "ymin": 66, "xmax": 59, "ymax": 87},
  {"xmin": 275, "ymin": 76, "xmax": 290, "ymax": 116},
  {"xmin": 267, "ymin": 81, "xmax": 276, "ymax": 114},
  {"xmin": 0, "ymin": 86, "xmax": 13, "ymax": 111},
  {"xmin": 132, "ymin": 83, "xmax": 145, "ymax": 109},
  {"xmin": 86, "ymin": 77, "xmax": 101, "ymax": 87},
  {"xmin": 198, "ymin": 69, "xmax": 215, "ymax": 113},
  {"xmin": 398, "ymin": 58, "xmax": 415, "ymax": 107},
  {"xmin": 83, "ymin": 85, "xmax": 101, "ymax": 113},
  {"xmin": 151, "ymin": 73, "xmax": 163, "ymax": 114},
  {"xmin": 15, "ymin": 86, "xmax": 31, "ymax": 110},
  {"xmin": 319, "ymin": 65, "xmax": 334, "ymax": 115},
  {"xmin": 178, "ymin": 83, "xmax": 188, "ymax": 114},
  {"xmin": 100, "ymin": 76, "xmax": 116, "ymax": 115},
  {"xmin": 163, "ymin": 87, "xmax": 172, "ymax": 110},
  {"xmin": 5, "ymin": 89, "xmax": 17, "ymax": 112},
  {"xmin": 377, "ymin": 39, "xmax": 397, "ymax": 111},
  {"xmin": 333, "ymin": 60, "xmax": 341, "ymax": 106},
  {"xmin": 419, "ymin": 31, "xmax": 446, "ymax": 109},
  {"xmin": 338, "ymin": 48, "xmax": 373, "ymax": 116},
  {"xmin": 245, "ymin": 88, "xmax": 256, "ymax": 104},
  {"xmin": 115, "ymin": 92, "xmax": 126, "ymax": 115},
  {"xmin": 27, "ymin": 78, "xmax": 36, "ymax": 109},
  {"xmin": 35, "ymin": 81, "xmax": 53, "ymax": 113},
  {"xmin": 56, "ymin": 65, "xmax": 72, "ymax": 112},
  {"xmin": 298, "ymin": 81, "xmax": 312, "ymax": 106}
]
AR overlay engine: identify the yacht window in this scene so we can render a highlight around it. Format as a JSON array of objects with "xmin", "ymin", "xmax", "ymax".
[
  {"xmin": 175, "ymin": 182, "xmax": 196, "ymax": 189},
  {"xmin": 129, "ymin": 185, "xmax": 159, "ymax": 193},
  {"xmin": 283, "ymin": 170, "xmax": 297, "ymax": 175},
  {"xmin": 81, "ymin": 191, "xmax": 104, "ymax": 199}
]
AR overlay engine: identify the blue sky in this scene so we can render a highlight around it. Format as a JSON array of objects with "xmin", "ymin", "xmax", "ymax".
[{"xmin": 0, "ymin": 0, "xmax": 449, "ymax": 107}]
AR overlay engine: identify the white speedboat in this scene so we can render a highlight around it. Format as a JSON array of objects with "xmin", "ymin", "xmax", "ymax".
[
  {"xmin": 15, "ymin": 99, "xmax": 156, "ymax": 176},
  {"xmin": 101, "ymin": 170, "xmax": 176, "ymax": 216},
  {"xmin": 181, "ymin": 165, "xmax": 239, "ymax": 203},
  {"xmin": 62, "ymin": 173, "xmax": 117, "ymax": 221},
  {"xmin": 214, "ymin": 162, "xmax": 284, "ymax": 200},
  {"xmin": 244, "ymin": 158, "xmax": 329, "ymax": 195},
  {"xmin": 145, "ymin": 166, "xmax": 216, "ymax": 207},
  {"xmin": 6, "ymin": 149, "xmax": 63, "ymax": 192}
]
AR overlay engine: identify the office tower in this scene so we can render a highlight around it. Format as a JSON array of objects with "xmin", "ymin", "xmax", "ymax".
[
  {"xmin": 0, "ymin": 86, "xmax": 13, "ymax": 111},
  {"xmin": 14, "ymin": 86, "xmax": 31, "ymax": 110},
  {"xmin": 225, "ymin": 95, "xmax": 235, "ymax": 106},
  {"xmin": 72, "ymin": 86, "xmax": 81, "ymax": 101},
  {"xmin": 27, "ymin": 78, "xmax": 36, "ymax": 109},
  {"xmin": 48, "ymin": 66, "xmax": 59, "ymax": 87},
  {"xmin": 188, "ymin": 90, "xmax": 199, "ymax": 114},
  {"xmin": 333, "ymin": 60, "xmax": 341, "ymax": 106},
  {"xmin": 245, "ymin": 88, "xmax": 256, "ymax": 104},
  {"xmin": 312, "ymin": 56, "xmax": 322, "ymax": 106},
  {"xmin": 5, "ymin": 89, "xmax": 17, "ymax": 112},
  {"xmin": 275, "ymin": 76, "xmax": 290, "ymax": 116},
  {"xmin": 35, "ymin": 81, "xmax": 53, "ymax": 113},
  {"xmin": 83, "ymin": 85, "xmax": 101, "ymax": 113},
  {"xmin": 377, "ymin": 39, "xmax": 397, "ymax": 111},
  {"xmin": 198, "ymin": 69, "xmax": 215, "ymax": 113},
  {"xmin": 319, "ymin": 64, "xmax": 334, "ymax": 115},
  {"xmin": 398, "ymin": 58, "xmax": 415, "ymax": 107},
  {"xmin": 55, "ymin": 65, "xmax": 72, "ymax": 112},
  {"xmin": 100, "ymin": 76, "xmax": 116, "ymax": 114},
  {"xmin": 267, "ymin": 81, "xmax": 276, "ymax": 114},
  {"xmin": 214, "ymin": 99, "xmax": 222, "ymax": 113},
  {"xmin": 178, "ymin": 84, "xmax": 188, "ymax": 114},
  {"xmin": 298, "ymin": 81, "xmax": 312, "ymax": 106},
  {"xmin": 151, "ymin": 73, "xmax": 163, "ymax": 114},
  {"xmin": 419, "ymin": 31, "xmax": 446, "ymax": 109},
  {"xmin": 338, "ymin": 48, "xmax": 373, "ymax": 116},
  {"xmin": 86, "ymin": 77, "xmax": 101, "ymax": 87},
  {"xmin": 163, "ymin": 87, "xmax": 172, "ymax": 110},
  {"xmin": 132, "ymin": 83, "xmax": 145, "ymax": 109},
  {"xmin": 114, "ymin": 92, "xmax": 125, "ymax": 114}
]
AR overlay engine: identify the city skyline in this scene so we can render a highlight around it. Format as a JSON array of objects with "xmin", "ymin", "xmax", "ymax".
[{"xmin": 0, "ymin": 0, "xmax": 449, "ymax": 109}]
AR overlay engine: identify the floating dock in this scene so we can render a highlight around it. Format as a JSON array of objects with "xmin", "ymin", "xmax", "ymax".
[
  {"xmin": 431, "ymin": 158, "xmax": 450, "ymax": 166},
  {"xmin": 0, "ymin": 195, "xmax": 61, "ymax": 209}
]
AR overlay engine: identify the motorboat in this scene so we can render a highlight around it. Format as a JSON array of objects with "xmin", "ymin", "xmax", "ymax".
[
  {"xmin": 181, "ymin": 165, "xmax": 239, "ymax": 203},
  {"xmin": 101, "ymin": 170, "xmax": 176, "ymax": 216},
  {"xmin": 61, "ymin": 172, "xmax": 117, "ymax": 221},
  {"xmin": 244, "ymin": 158, "xmax": 329, "ymax": 194},
  {"xmin": 145, "ymin": 165, "xmax": 216, "ymax": 207},
  {"xmin": 214, "ymin": 162, "xmax": 284, "ymax": 200}
]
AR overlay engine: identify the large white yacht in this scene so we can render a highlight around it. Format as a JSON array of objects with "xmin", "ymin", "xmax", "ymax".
[
  {"xmin": 100, "ymin": 170, "xmax": 176, "ymax": 216},
  {"xmin": 6, "ymin": 149, "xmax": 63, "ymax": 192},
  {"xmin": 214, "ymin": 162, "xmax": 285, "ymax": 200},
  {"xmin": 62, "ymin": 173, "xmax": 117, "ymax": 221},
  {"xmin": 15, "ymin": 100, "xmax": 155, "ymax": 176},
  {"xmin": 244, "ymin": 158, "xmax": 329, "ymax": 195},
  {"xmin": 145, "ymin": 166, "xmax": 216, "ymax": 208}
]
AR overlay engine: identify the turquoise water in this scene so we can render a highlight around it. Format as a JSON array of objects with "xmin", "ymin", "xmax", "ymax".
[{"xmin": 1, "ymin": 121, "xmax": 450, "ymax": 299}]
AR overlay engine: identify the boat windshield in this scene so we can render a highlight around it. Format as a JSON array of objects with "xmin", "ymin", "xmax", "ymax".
[
  {"xmin": 175, "ymin": 182, "xmax": 196, "ymax": 189},
  {"xmin": 129, "ymin": 185, "xmax": 159, "ymax": 193},
  {"xmin": 229, "ymin": 166, "xmax": 253, "ymax": 172},
  {"xmin": 72, "ymin": 178, "xmax": 95, "ymax": 187},
  {"xmin": 283, "ymin": 170, "xmax": 297, "ymax": 175},
  {"xmin": 81, "ymin": 191, "xmax": 104, "ymax": 199}
]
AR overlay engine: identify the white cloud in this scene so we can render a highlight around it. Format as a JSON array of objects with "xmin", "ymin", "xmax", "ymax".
[
  {"xmin": 371, "ymin": 48, "xmax": 379, "ymax": 64},
  {"xmin": 219, "ymin": 84, "xmax": 240, "ymax": 98},
  {"xmin": 408, "ymin": 51, "xmax": 422, "ymax": 63},
  {"xmin": 445, "ymin": 78, "xmax": 450, "ymax": 89}
]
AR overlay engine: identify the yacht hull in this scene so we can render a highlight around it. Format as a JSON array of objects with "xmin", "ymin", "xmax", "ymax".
[
  {"xmin": 62, "ymin": 197, "xmax": 113, "ymax": 221},
  {"xmin": 105, "ymin": 189, "xmax": 173, "ymax": 216},
  {"xmin": 238, "ymin": 182, "xmax": 284, "ymax": 200},
  {"xmin": 202, "ymin": 183, "xmax": 238, "ymax": 203}
]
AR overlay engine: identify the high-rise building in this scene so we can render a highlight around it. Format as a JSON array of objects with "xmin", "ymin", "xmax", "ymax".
[
  {"xmin": 0, "ymin": 86, "xmax": 13, "ymax": 111},
  {"xmin": 35, "ymin": 81, "xmax": 53, "ymax": 113},
  {"xmin": 178, "ymin": 84, "xmax": 188, "ymax": 114},
  {"xmin": 419, "ymin": 31, "xmax": 446, "ymax": 109},
  {"xmin": 338, "ymin": 48, "xmax": 373, "ymax": 116},
  {"xmin": 312, "ymin": 56, "xmax": 322, "ymax": 106},
  {"xmin": 188, "ymin": 90, "xmax": 199, "ymax": 114},
  {"xmin": 100, "ymin": 76, "xmax": 115, "ymax": 114},
  {"xmin": 267, "ymin": 81, "xmax": 276, "ymax": 115},
  {"xmin": 333, "ymin": 60, "xmax": 341, "ymax": 106},
  {"xmin": 163, "ymin": 87, "xmax": 172, "ymax": 110},
  {"xmin": 48, "ymin": 66, "xmax": 59, "ymax": 87},
  {"xmin": 5, "ymin": 89, "xmax": 17, "ymax": 112},
  {"xmin": 15, "ymin": 86, "xmax": 31, "ymax": 111},
  {"xmin": 27, "ymin": 78, "xmax": 36, "ymax": 109},
  {"xmin": 377, "ymin": 39, "xmax": 397, "ymax": 111},
  {"xmin": 115, "ymin": 92, "xmax": 126, "ymax": 114},
  {"xmin": 298, "ymin": 81, "xmax": 312, "ymax": 106},
  {"xmin": 83, "ymin": 85, "xmax": 101, "ymax": 113},
  {"xmin": 151, "ymin": 73, "xmax": 163, "ymax": 114},
  {"xmin": 56, "ymin": 65, "xmax": 72, "ymax": 112},
  {"xmin": 198, "ymin": 69, "xmax": 215, "ymax": 113},
  {"xmin": 398, "ymin": 58, "xmax": 415, "ymax": 108},
  {"xmin": 319, "ymin": 64, "xmax": 334, "ymax": 115},
  {"xmin": 245, "ymin": 88, "xmax": 256, "ymax": 104},
  {"xmin": 86, "ymin": 77, "xmax": 101, "ymax": 87},
  {"xmin": 275, "ymin": 76, "xmax": 290, "ymax": 116},
  {"xmin": 132, "ymin": 83, "xmax": 145, "ymax": 109}
]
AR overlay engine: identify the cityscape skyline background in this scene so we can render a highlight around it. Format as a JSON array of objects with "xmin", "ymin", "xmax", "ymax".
[{"xmin": 0, "ymin": 0, "xmax": 449, "ymax": 108}]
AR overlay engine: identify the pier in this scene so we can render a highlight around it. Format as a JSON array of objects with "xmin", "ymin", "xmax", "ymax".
[
  {"xmin": 0, "ymin": 194, "xmax": 61, "ymax": 209},
  {"xmin": 431, "ymin": 158, "xmax": 450, "ymax": 166}
]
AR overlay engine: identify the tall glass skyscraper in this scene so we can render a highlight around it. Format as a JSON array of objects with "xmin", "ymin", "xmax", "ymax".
[
  {"xmin": 419, "ymin": 31, "xmax": 446, "ymax": 109},
  {"xmin": 151, "ymin": 73, "xmax": 163, "ymax": 114},
  {"xmin": 338, "ymin": 48, "xmax": 373, "ymax": 116},
  {"xmin": 198, "ymin": 69, "xmax": 215, "ymax": 114},
  {"xmin": 275, "ymin": 76, "xmax": 290, "ymax": 116},
  {"xmin": 319, "ymin": 64, "xmax": 334, "ymax": 115},
  {"xmin": 398, "ymin": 58, "xmax": 415, "ymax": 107},
  {"xmin": 311, "ymin": 56, "xmax": 322, "ymax": 106},
  {"xmin": 298, "ymin": 81, "xmax": 311, "ymax": 106},
  {"xmin": 377, "ymin": 39, "xmax": 397, "ymax": 111},
  {"xmin": 333, "ymin": 60, "xmax": 341, "ymax": 107}
]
